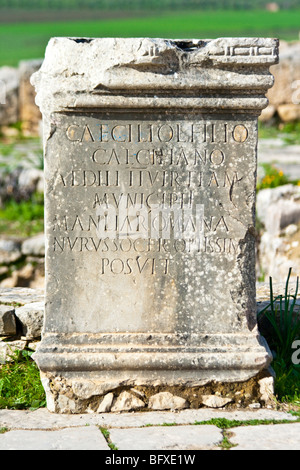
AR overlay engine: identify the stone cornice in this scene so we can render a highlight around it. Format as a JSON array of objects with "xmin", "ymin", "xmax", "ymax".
[{"xmin": 31, "ymin": 37, "xmax": 279, "ymax": 117}]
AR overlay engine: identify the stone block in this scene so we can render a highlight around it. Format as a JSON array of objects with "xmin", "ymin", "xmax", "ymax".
[
  {"xmin": 277, "ymin": 104, "xmax": 300, "ymax": 122},
  {"xmin": 0, "ymin": 305, "xmax": 16, "ymax": 336},
  {"xmin": 15, "ymin": 301, "xmax": 44, "ymax": 339},
  {"xmin": 111, "ymin": 391, "xmax": 145, "ymax": 412},
  {"xmin": 18, "ymin": 59, "xmax": 43, "ymax": 135},
  {"xmin": 109, "ymin": 425, "xmax": 223, "ymax": 450},
  {"xmin": 31, "ymin": 37, "xmax": 278, "ymax": 412},
  {"xmin": 21, "ymin": 233, "xmax": 45, "ymax": 256},
  {"xmin": 0, "ymin": 66, "xmax": 19, "ymax": 125}
]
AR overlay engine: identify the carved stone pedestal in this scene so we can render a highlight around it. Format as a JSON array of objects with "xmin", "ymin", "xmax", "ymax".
[{"xmin": 32, "ymin": 37, "xmax": 278, "ymax": 413}]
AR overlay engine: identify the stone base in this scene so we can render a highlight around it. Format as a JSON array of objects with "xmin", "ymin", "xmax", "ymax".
[
  {"xmin": 40, "ymin": 369, "xmax": 275, "ymax": 414},
  {"xmin": 33, "ymin": 331, "xmax": 273, "ymax": 413}
]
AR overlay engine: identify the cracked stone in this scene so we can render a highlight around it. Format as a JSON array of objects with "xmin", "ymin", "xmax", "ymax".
[
  {"xmin": 0, "ymin": 305, "xmax": 16, "ymax": 336},
  {"xmin": 111, "ymin": 391, "xmax": 145, "ymax": 412},
  {"xmin": 148, "ymin": 392, "xmax": 189, "ymax": 411},
  {"xmin": 200, "ymin": 395, "xmax": 233, "ymax": 408}
]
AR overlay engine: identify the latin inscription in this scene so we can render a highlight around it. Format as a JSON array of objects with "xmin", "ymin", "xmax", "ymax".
[{"xmin": 49, "ymin": 115, "xmax": 255, "ymax": 276}]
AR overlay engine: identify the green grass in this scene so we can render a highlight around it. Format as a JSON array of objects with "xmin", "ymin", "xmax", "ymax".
[
  {"xmin": 258, "ymin": 269, "xmax": 300, "ymax": 405},
  {"xmin": 0, "ymin": 192, "xmax": 44, "ymax": 237},
  {"xmin": 258, "ymin": 121, "xmax": 300, "ymax": 145},
  {"xmin": 0, "ymin": 350, "xmax": 46, "ymax": 410},
  {"xmin": 100, "ymin": 427, "xmax": 119, "ymax": 450},
  {"xmin": 0, "ymin": 9, "xmax": 298, "ymax": 66}
]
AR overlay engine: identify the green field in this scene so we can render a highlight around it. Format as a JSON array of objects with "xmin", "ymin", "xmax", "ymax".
[{"xmin": 0, "ymin": 9, "xmax": 299, "ymax": 66}]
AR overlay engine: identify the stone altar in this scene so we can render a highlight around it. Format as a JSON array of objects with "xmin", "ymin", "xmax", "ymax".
[{"xmin": 32, "ymin": 37, "xmax": 279, "ymax": 413}]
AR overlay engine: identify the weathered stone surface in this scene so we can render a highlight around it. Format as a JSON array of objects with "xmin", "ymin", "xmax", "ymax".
[
  {"xmin": 0, "ymin": 339, "xmax": 27, "ymax": 363},
  {"xmin": 0, "ymin": 341, "xmax": 7, "ymax": 364},
  {"xmin": 21, "ymin": 233, "xmax": 45, "ymax": 256},
  {"xmin": 15, "ymin": 301, "xmax": 44, "ymax": 339},
  {"xmin": 0, "ymin": 66, "xmax": 19, "ymax": 125},
  {"xmin": 258, "ymin": 104, "xmax": 276, "ymax": 122},
  {"xmin": 256, "ymin": 185, "xmax": 300, "ymax": 282},
  {"xmin": 200, "ymin": 395, "xmax": 233, "ymax": 408},
  {"xmin": 0, "ymin": 407, "xmax": 297, "ymax": 430},
  {"xmin": 31, "ymin": 37, "xmax": 278, "ymax": 412},
  {"xmin": 148, "ymin": 392, "xmax": 188, "ymax": 410},
  {"xmin": 230, "ymin": 423, "xmax": 300, "ymax": 450},
  {"xmin": 97, "ymin": 393, "xmax": 114, "ymax": 413},
  {"xmin": 0, "ymin": 426, "xmax": 109, "ymax": 450},
  {"xmin": 0, "ymin": 239, "xmax": 21, "ymax": 253},
  {"xmin": 111, "ymin": 391, "xmax": 145, "ymax": 412},
  {"xmin": 56, "ymin": 395, "xmax": 77, "ymax": 414},
  {"xmin": 0, "ymin": 305, "xmax": 16, "ymax": 336},
  {"xmin": 109, "ymin": 425, "xmax": 223, "ymax": 450},
  {"xmin": 0, "ymin": 250, "xmax": 22, "ymax": 266},
  {"xmin": 0, "ymin": 287, "xmax": 44, "ymax": 305},
  {"xmin": 267, "ymin": 41, "xmax": 300, "ymax": 108},
  {"xmin": 18, "ymin": 59, "xmax": 43, "ymax": 135},
  {"xmin": 258, "ymin": 375, "xmax": 275, "ymax": 405},
  {"xmin": 277, "ymin": 104, "xmax": 300, "ymax": 122},
  {"xmin": 18, "ymin": 169, "xmax": 44, "ymax": 197},
  {"xmin": 256, "ymin": 184, "xmax": 300, "ymax": 229}
]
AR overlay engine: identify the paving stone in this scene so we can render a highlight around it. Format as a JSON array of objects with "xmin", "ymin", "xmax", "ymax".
[
  {"xmin": 109, "ymin": 425, "xmax": 223, "ymax": 450},
  {"xmin": 0, "ymin": 287, "xmax": 44, "ymax": 306},
  {"xmin": 0, "ymin": 408, "xmax": 297, "ymax": 430},
  {"xmin": 0, "ymin": 426, "xmax": 109, "ymax": 450},
  {"xmin": 230, "ymin": 423, "xmax": 300, "ymax": 450}
]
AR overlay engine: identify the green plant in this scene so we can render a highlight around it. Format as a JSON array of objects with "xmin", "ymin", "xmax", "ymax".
[
  {"xmin": 0, "ymin": 349, "xmax": 46, "ymax": 410},
  {"xmin": 0, "ymin": 192, "xmax": 44, "ymax": 236},
  {"xmin": 100, "ymin": 427, "xmax": 119, "ymax": 450},
  {"xmin": 257, "ymin": 163, "xmax": 291, "ymax": 191},
  {"xmin": 258, "ymin": 121, "xmax": 300, "ymax": 145},
  {"xmin": 258, "ymin": 268, "xmax": 300, "ymax": 403},
  {"xmin": 0, "ymin": 9, "xmax": 300, "ymax": 67},
  {"xmin": 259, "ymin": 269, "xmax": 300, "ymax": 363}
]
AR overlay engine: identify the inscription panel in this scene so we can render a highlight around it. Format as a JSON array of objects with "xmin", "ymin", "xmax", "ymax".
[{"xmin": 45, "ymin": 112, "xmax": 257, "ymax": 335}]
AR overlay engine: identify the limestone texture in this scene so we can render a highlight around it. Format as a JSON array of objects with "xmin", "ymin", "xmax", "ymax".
[
  {"xmin": 0, "ymin": 305, "xmax": 16, "ymax": 336},
  {"xmin": 148, "ymin": 392, "xmax": 189, "ymax": 410},
  {"xmin": 31, "ymin": 37, "xmax": 278, "ymax": 412}
]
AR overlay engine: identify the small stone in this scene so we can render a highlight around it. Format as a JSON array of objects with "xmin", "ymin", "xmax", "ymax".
[
  {"xmin": 0, "ymin": 250, "xmax": 22, "ymax": 267},
  {"xmin": 200, "ymin": 395, "xmax": 233, "ymax": 408},
  {"xmin": 0, "ymin": 239, "xmax": 21, "ymax": 253},
  {"xmin": 22, "ymin": 234, "xmax": 45, "ymax": 256},
  {"xmin": 0, "ymin": 287, "xmax": 44, "ymax": 306},
  {"xmin": 15, "ymin": 301, "xmax": 44, "ymax": 339},
  {"xmin": 249, "ymin": 403, "xmax": 261, "ymax": 409},
  {"xmin": 0, "ymin": 339, "xmax": 26, "ymax": 363},
  {"xmin": 27, "ymin": 341, "xmax": 40, "ymax": 351},
  {"xmin": 259, "ymin": 376, "xmax": 275, "ymax": 404},
  {"xmin": 130, "ymin": 388, "xmax": 145, "ymax": 398},
  {"xmin": 0, "ymin": 66, "xmax": 19, "ymax": 126},
  {"xmin": 258, "ymin": 104, "xmax": 276, "ymax": 122},
  {"xmin": 277, "ymin": 104, "xmax": 300, "ymax": 122},
  {"xmin": 97, "ymin": 393, "xmax": 114, "ymax": 413},
  {"xmin": 40, "ymin": 376, "xmax": 56, "ymax": 412},
  {"xmin": 111, "ymin": 391, "xmax": 145, "ymax": 412},
  {"xmin": 0, "ymin": 305, "xmax": 16, "ymax": 336},
  {"xmin": 148, "ymin": 391, "xmax": 189, "ymax": 411},
  {"xmin": 0, "ymin": 341, "xmax": 7, "ymax": 364},
  {"xmin": 57, "ymin": 395, "xmax": 77, "ymax": 413}
]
